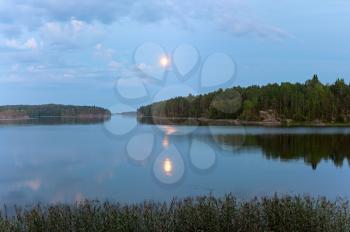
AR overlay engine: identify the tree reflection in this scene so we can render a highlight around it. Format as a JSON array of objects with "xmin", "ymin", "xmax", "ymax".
[
  {"xmin": 0, "ymin": 117, "xmax": 109, "ymax": 126},
  {"xmin": 213, "ymin": 134, "xmax": 350, "ymax": 169}
]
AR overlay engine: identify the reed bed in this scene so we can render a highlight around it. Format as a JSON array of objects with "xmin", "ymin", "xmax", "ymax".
[{"xmin": 0, "ymin": 194, "xmax": 349, "ymax": 232}]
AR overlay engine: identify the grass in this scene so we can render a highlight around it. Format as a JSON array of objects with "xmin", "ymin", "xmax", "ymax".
[{"xmin": 0, "ymin": 195, "xmax": 349, "ymax": 232}]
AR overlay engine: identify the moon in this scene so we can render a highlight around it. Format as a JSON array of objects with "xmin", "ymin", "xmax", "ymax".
[{"xmin": 160, "ymin": 56, "xmax": 170, "ymax": 68}]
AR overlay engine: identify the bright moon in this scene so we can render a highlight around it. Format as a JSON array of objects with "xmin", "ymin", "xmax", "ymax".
[{"xmin": 160, "ymin": 56, "xmax": 170, "ymax": 67}]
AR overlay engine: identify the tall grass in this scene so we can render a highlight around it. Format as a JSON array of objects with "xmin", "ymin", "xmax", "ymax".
[{"xmin": 0, "ymin": 195, "xmax": 349, "ymax": 231}]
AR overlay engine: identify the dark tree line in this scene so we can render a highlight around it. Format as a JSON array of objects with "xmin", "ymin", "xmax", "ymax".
[
  {"xmin": 138, "ymin": 75, "xmax": 350, "ymax": 122},
  {"xmin": 0, "ymin": 104, "xmax": 111, "ymax": 118}
]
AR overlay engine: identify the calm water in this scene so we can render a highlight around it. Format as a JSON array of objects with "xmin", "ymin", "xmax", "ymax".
[{"xmin": 0, "ymin": 115, "xmax": 350, "ymax": 205}]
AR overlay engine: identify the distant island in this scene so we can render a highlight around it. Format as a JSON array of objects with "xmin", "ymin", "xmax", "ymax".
[
  {"xmin": 0, "ymin": 104, "xmax": 111, "ymax": 121},
  {"xmin": 138, "ymin": 75, "xmax": 350, "ymax": 126},
  {"xmin": 113, "ymin": 111, "xmax": 137, "ymax": 116}
]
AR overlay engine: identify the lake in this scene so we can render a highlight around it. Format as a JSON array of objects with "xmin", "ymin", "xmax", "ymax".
[{"xmin": 0, "ymin": 115, "xmax": 350, "ymax": 206}]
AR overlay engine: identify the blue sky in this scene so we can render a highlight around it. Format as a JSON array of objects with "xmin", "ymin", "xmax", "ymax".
[{"xmin": 0, "ymin": 0, "xmax": 350, "ymax": 109}]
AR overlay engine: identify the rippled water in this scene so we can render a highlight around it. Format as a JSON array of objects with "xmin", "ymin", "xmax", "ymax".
[{"xmin": 0, "ymin": 115, "xmax": 350, "ymax": 205}]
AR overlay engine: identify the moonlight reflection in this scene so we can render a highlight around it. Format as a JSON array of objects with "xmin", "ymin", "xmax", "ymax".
[
  {"xmin": 162, "ymin": 135, "xmax": 170, "ymax": 148},
  {"xmin": 153, "ymin": 145, "xmax": 184, "ymax": 185},
  {"xmin": 163, "ymin": 157, "xmax": 173, "ymax": 176}
]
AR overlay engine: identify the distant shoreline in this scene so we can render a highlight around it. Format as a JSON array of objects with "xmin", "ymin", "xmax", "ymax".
[
  {"xmin": 0, "ymin": 104, "xmax": 111, "ymax": 121},
  {"xmin": 113, "ymin": 111, "xmax": 137, "ymax": 116}
]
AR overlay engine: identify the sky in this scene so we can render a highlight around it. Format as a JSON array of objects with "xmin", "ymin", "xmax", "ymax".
[{"xmin": 0, "ymin": 0, "xmax": 350, "ymax": 110}]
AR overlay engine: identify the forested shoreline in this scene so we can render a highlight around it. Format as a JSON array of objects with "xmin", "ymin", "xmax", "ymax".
[
  {"xmin": 0, "ymin": 104, "xmax": 111, "ymax": 120},
  {"xmin": 138, "ymin": 75, "xmax": 350, "ymax": 125}
]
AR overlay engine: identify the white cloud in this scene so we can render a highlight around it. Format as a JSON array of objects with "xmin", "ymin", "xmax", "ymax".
[
  {"xmin": 4, "ymin": 39, "xmax": 21, "ymax": 49},
  {"xmin": 71, "ymin": 18, "xmax": 84, "ymax": 32},
  {"xmin": 0, "ymin": 0, "xmax": 289, "ymax": 39},
  {"xmin": 25, "ymin": 38, "xmax": 38, "ymax": 49},
  {"xmin": 39, "ymin": 18, "xmax": 102, "ymax": 49},
  {"xmin": 3, "ymin": 37, "xmax": 38, "ymax": 50},
  {"xmin": 94, "ymin": 43, "xmax": 115, "ymax": 59}
]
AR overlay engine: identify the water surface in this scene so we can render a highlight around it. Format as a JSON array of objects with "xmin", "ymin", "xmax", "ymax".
[{"xmin": 0, "ymin": 115, "xmax": 349, "ymax": 205}]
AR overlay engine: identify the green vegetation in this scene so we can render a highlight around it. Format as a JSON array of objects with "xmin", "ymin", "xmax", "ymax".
[
  {"xmin": 138, "ymin": 75, "xmax": 350, "ymax": 124},
  {"xmin": 213, "ymin": 134, "xmax": 350, "ymax": 169},
  {"xmin": 0, "ymin": 104, "xmax": 111, "ymax": 120},
  {"xmin": 0, "ymin": 195, "xmax": 349, "ymax": 231}
]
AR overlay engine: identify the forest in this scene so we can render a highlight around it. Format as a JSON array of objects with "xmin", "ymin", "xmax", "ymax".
[
  {"xmin": 0, "ymin": 104, "xmax": 111, "ymax": 119},
  {"xmin": 138, "ymin": 75, "xmax": 350, "ymax": 123}
]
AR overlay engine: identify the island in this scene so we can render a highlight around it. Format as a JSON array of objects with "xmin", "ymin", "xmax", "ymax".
[
  {"xmin": 0, "ymin": 104, "xmax": 111, "ymax": 121},
  {"xmin": 138, "ymin": 75, "xmax": 350, "ymax": 126}
]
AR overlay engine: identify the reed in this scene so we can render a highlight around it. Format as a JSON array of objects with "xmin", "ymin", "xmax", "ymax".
[{"xmin": 0, "ymin": 195, "xmax": 349, "ymax": 232}]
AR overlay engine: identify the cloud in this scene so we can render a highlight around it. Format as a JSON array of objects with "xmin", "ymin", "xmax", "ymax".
[
  {"xmin": 20, "ymin": 0, "xmax": 130, "ymax": 23},
  {"xmin": 0, "ymin": 0, "xmax": 289, "ymax": 39},
  {"xmin": 94, "ymin": 43, "xmax": 115, "ymax": 60},
  {"xmin": 0, "ymin": 0, "xmax": 291, "ymax": 88},
  {"xmin": 4, "ymin": 39, "xmax": 20, "ymax": 49},
  {"xmin": 176, "ymin": 0, "xmax": 290, "ymax": 39},
  {"xmin": 2, "ymin": 37, "xmax": 38, "ymax": 50},
  {"xmin": 39, "ymin": 18, "xmax": 102, "ymax": 49},
  {"xmin": 71, "ymin": 18, "xmax": 84, "ymax": 32},
  {"xmin": 0, "ymin": 63, "xmax": 116, "ymax": 86},
  {"xmin": 25, "ymin": 38, "xmax": 38, "ymax": 49}
]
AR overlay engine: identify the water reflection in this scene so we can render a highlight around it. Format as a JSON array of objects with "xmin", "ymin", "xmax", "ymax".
[
  {"xmin": 163, "ymin": 158, "xmax": 173, "ymax": 176},
  {"xmin": 162, "ymin": 136, "xmax": 170, "ymax": 148},
  {"xmin": 153, "ymin": 145, "xmax": 185, "ymax": 185},
  {"xmin": 2, "ymin": 115, "xmax": 350, "ymax": 205},
  {"xmin": 160, "ymin": 125, "xmax": 177, "ymax": 135},
  {"xmin": 212, "ymin": 133, "xmax": 350, "ymax": 170}
]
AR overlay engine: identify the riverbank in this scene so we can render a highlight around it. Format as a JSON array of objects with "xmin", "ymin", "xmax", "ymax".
[
  {"xmin": 137, "ymin": 116, "xmax": 350, "ymax": 127},
  {"xmin": 1, "ymin": 195, "xmax": 349, "ymax": 231}
]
